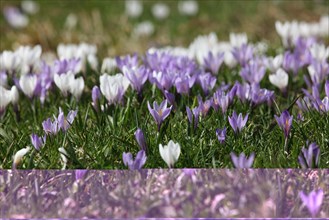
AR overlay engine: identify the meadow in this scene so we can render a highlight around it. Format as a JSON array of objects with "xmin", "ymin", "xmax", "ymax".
[{"xmin": 0, "ymin": 0, "xmax": 328, "ymax": 170}]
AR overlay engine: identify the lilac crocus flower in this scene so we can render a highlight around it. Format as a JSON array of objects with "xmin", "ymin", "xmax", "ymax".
[
  {"xmin": 325, "ymin": 80, "xmax": 329, "ymax": 97},
  {"xmin": 274, "ymin": 110, "xmax": 293, "ymax": 139},
  {"xmin": 197, "ymin": 72, "xmax": 216, "ymax": 95},
  {"xmin": 240, "ymin": 58, "xmax": 266, "ymax": 84},
  {"xmin": 174, "ymin": 74, "xmax": 196, "ymax": 95},
  {"xmin": 57, "ymin": 108, "xmax": 78, "ymax": 131},
  {"xmin": 216, "ymin": 127, "xmax": 227, "ymax": 144},
  {"xmin": 42, "ymin": 118, "xmax": 59, "ymax": 135},
  {"xmin": 147, "ymin": 99, "xmax": 172, "ymax": 131},
  {"xmin": 203, "ymin": 51, "xmax": 224, "ymax": 74},
  {"xmin": 298, "ymin": 142, "xmax": 320, "ymax": 168},
  {"xmin": 228, "ymin": 111, "xmax": 249, "ymax": 133},
  {"xmin": 116, "ymin": 53, "xmax": 139, "ymax": 71},
  {"xmin": 122, "ymin": 65, "xmax": 149, "ymax": 94},
  {"xmin": 163, "ymin": 90, "xmax": 176, "ymax": 109},
  {"xmin": 53, "ymin": 58, "xmax": 80, "ymax": 75},
  {"xmin": 232, "ymin": 44, "xmax": 254, "ymax": 67},
  {"xmin": 186, "ymin": 106, "xmax": 200, "ymax": 129},
  {"xmin": 197, "ymin": 96, "xmax": 213, "ymax": 116},
  {"xmin": 135, "ymin": 128, "xmax": 147, "ymax": 151},
  {"xmin": 122, "ymin": 150, "xmax": 147, "ymax": 170},
  {"xmin": 30, "ymin": 134, "xmax": 46, "ymax": 151},
  {"xmin": 230, "ymin": 152, "xmax": 255, "ymax": 168},
  {"xmin": 75, "ymin": 170, "xmax": 88, "ymax": 181},
  {"xmin": 91, "ymin": 85, "xmax": 101, "ymax": 111},
  {"xmin": 299, "ymin": 189, "xmax": 324, "ymax": 217}
]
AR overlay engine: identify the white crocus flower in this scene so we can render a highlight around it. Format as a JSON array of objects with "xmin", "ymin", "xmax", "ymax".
[
  {"xmin": 69, "ymin": 76, "xmax": 85, "ymax": 100},
  {"xmin": 0, "ymin": 51, "xmax": 21, "ymax": 73},
  {"xmin": 309, "ymin": 43, "xmax": 329, "ymax": 62},
  {"xmin": 125, "ymin": 0, "xmax": 143, "ymax": 18},
  {"xmin": 54, "ymin": 71, "xmax": 75, "ymax": 96},
  {"xmin": 13, "ymin": 146, "xmax": 30, "ymax": 168},
  {"xmin": 19, "ymin": 74, "xmax": 37, "ymax": 98},
  {"xmin": 133, "ymin": 21, "xmax": 155, "ymax": 37},
  {"xmin": 224, "ymin": 51, "xmax": 237, "ymax": 68},
  {"xmin": 266, "ymin": 54, "xmax": 283, "ymax": 72},
  {"xmin": 101, "ymin": 58, "xmax": 117, "ymax": 73},
  {"xmin": 99, "ymin": 73, "xmax": 130, "ymax": 104},
  {"xmin": 21, "ymin": 0, "xmax": 39, "ymax": 14},
  {"xmin": 58, "ymin": 147, "xmax": 68, "ymax": 170},
  {"xmin": 0, "ymin": 86, "xmax": 12, "ymax": 115},
  {"xmin": 152, "ymin": 3, "xmax": 170, "ymax": 20},
  {"xmin": 15, "ymin": 45, "xmax": 42, "ymax": 75},
  {"xmin": 178, "ymin": 0, "xmax": 198, "ymax": 16},
  {"xmin": 229, "ymin": 32, "xmax": 248, "ymax": 48},
  {"xmin": 159, "ymin": 140, "xmax": 181, "ymax": 168},
  {"xmin": 269, "ymin": 68, "xmax": 288, "ymax": 91},
  {"xmin": 10, "ymin": 86, "xmax": 19, "ymax": 105}
]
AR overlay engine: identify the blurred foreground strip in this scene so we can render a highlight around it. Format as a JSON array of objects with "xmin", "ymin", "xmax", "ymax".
[{"xmin": 0, "ymin": 169, "xmax": 328, "ymax": 218}]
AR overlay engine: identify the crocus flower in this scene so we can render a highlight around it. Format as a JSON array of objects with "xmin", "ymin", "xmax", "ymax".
[
  {"xmin": 30, "ymin": 134, "xmax": 46, "ymax": 151},
  {"xmin": 0, "ymin": 51, "xmax": 21, "ymax": 74},
  {"xmin": 0, "ymin": 86, "xmax": 13, "ymax": 117},
  {"xmin": 42, "ymin": 118, "xmax": 59, "ymax": 135},
  {"xmin": 299, "ymin": 189, "xmax": 324, "ymax": 217},
  {"xmin": 125, "ymin": 0, "xmax": 143, "ymax": 18},
  {"xmin": 123, "ymin": 150, "xmax": 147, "ymax": 170},
  {"xmin": 269, "ymin": 68, "xmax": 289, "ymax": 91},
  {"xmin": 3, "ymin": 6, "xmax": 29, "ymax": 29},
  {"xmin": 13, "ymin": 146, "xmax": 30, "ymax": 168},
  {"xmin": 53, "ymin": 58, "xmax": 80, "ymax": 75},
  {"xmin": 298, "ymin": 142, "xmax": 320, "ymax": 168},
  {"xmin": 135, "ymin": 128, "xmax": 147, "ymax": 151},
  {"xmin": 54, "ymin": 72, "xmax": 74, "ymax": 96},
  {"xmin": 122, "ymin": 65, "xmax": 149, "ymax": 94},
  {"xmin": 151, "ymin": 3, "xmax": 170, "ymax": 20},
  {"xmin": 203, "ymin": 51, "xmax": 224, "ymax": 74},
  {"xmin": 159, "ymin": 140, "xmax": 181, "ymax": 168},
  {"xmin": 216, "ymin": 127, "xmax": 227, "ymax": 144},
  {"xmin": 309, "ymin": 43, "xmax": 329, "ymax": 62},
  {"xmin": 178, "ymin": 0, "xmax": 198, "ymax": 16},
  {"xmin": 198, "ymin": 72, "xmax": 216, "ymax": 95},
  {"xmin": 101, "ymin": 57, "xmax": 117, "ymax": 73},
  {"xmin": 228, "ymin": 111, "xmax": 249, "ymax": 133},
  {"xmin": 19, "ymin": 74, "xmax": 38, "ymax": 98},
  {"xmin": 91, "ymin": 85, "xmax": 101, "ymax": 111},
  {"xmin": 325, "ymin": 80, "xmax": 329, "ymax": 97},
  {"xmin": 230, "ymin": 152, "xmax": 255, "ymax": 168},
  {"xmin": 232, "ymin": 44, "xmax": 254, "ymax": 67},
  {"xmin": 266, "ymin": 54, "xmax": 283, "ymax": 72},
  {"xmin": 57, "ymin": 108, "xmax": 77, "ymax": 131},
  {"xmin": 99, "ymin": 73, "xmax": 130, "ymax": 105},
  {"xmin": 75, "ymin": 170, "xmax": 88, "ymax": 181},
  {"xmin": 186, "ymin": 106, "xmax": 199, "ymax": 129},
  {"xmin": 240, "ymin": 58, "xmax": 266, "ymax": 84},
  {"xmin": 58, "ymin": 147, "xmax": 68, "ymax": 170},
  {"xmin": 274, "ymin": 110, "xmax": 293, "ymax": 139},
  {"xmin": 147, "ymin": 99, "xmax": 172, "ymax": 131}
]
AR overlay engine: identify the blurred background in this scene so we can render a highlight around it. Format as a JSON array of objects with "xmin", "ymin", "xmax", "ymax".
[{"xmin": 0, "ymin": 0, "xmax": 328, "ymax": 57}]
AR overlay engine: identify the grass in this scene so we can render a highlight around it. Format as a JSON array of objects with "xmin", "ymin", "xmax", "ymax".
[{"xmin": 0, "ymin": 0, "xmax": 329, "ymax": 169}]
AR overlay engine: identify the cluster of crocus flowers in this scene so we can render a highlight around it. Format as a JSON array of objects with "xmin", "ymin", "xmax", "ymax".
[{"xmin": 54, "ymin": 71, "xmax": 85, "ymax": 100}]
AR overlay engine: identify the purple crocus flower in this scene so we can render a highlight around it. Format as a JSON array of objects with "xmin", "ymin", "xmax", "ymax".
[
  {"xmin": 240, "ymin": 58, "xmax": 266, "ymax": 84},
  {"xmin": 299, "ymin": 189, "xmax": 324, "ymax": 217},
  {"xmin": 274, "ymin": 110, "xmax": 293, "ymax": 139},
  {"xmin": 250, "ymin": 84, "xmax": 274, "ymax": 106},
  {"xmin": 216, "ymin": 127, "xmax": 227, "ymax": 144},
  {"xmin": 116, "ymin": 53, "xmax": 139, "ymax": 71},
  {"xmin": 230, "ymin": 152, "xmax": 255, "ymax": 168},
  {"xmin": 175, "ymin": 74, "xmax": 196, "ymax": 95},
  {"xmin": 122, "ymin": 65, "xmax": 149, "ymax": 94},
  {"xmin": 235, "ymin": 82, "xmax": 251, "ymax": 103},
  {"xmin": 203, "ymin": 51, "xmax": 224, "ymax": 74},
  {"xmin": 75, "ymin": 170, "xmax": 88, "ymax": 181},
  {"xmin": 197, "ymin": 72, "xmax": 217, "ymax": 95},
  {"xmin": 91, "ymin": 85, "xmax": 101, "ymax": 111},
  {"xmin": 149, "ymin": 70, "xmax": 175, "ymax": 91},
  {"xmin": 298, "ymin": 142, "xmax": 320, "ymax": 168},
  {"xmin": 147, "ymin": 99, "xmax": 172, "ymax": 131},
  {"xmin": 53, "ymin": 58, "xmax": 80, "ymax": 75},
  {"xmin": 135, "ymin": 128, "xmax": 147, "ymax": 151},
  {"xmin": 30, "ymin": 134, "xmax": 46, "ymax": 151},
  {"xmin": 197, "ymin": 96, "xmax": 213, "ymax": 117},
  {"xmin": 232, "ymin": 44, "xmax": 254, "ymax": 67},
  {"xmin": 325, "ymin": 80, "xmax": 329, "ymax": 97},
  {"xmin": 122, "ymin": 150, "xmax": 147, "ymax": 170},
  {"xmin": 163, "ymin": 90, "xmax": 176, "ymax": 109},
  {"xmin": 228, "ymin": 111, "xmax": 249, "ymax": 133},
  {"xmin": 57, "ymin": 108, "xmax": 78, "ymax": 131},
  {"xmin": 42, "ymin": 118, "xmax": 59, "ymax": 135},
  {"xmin": 186, "ymin": 106, "xmax": 199, "ymax": 129}
]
